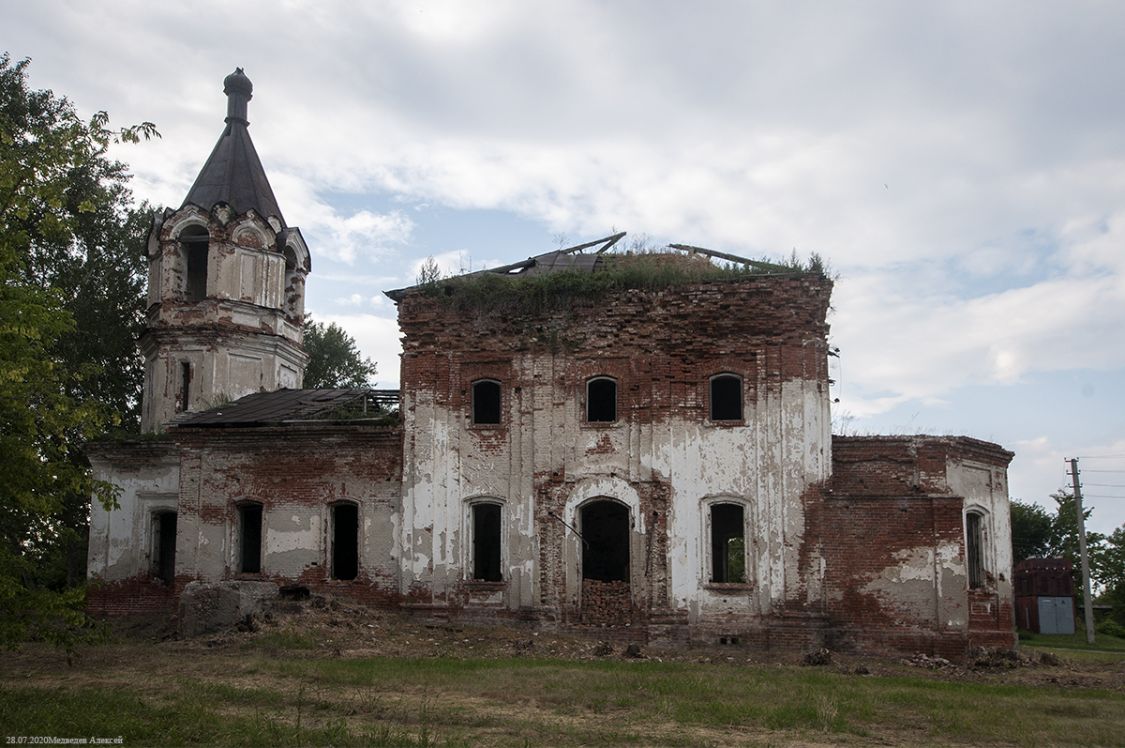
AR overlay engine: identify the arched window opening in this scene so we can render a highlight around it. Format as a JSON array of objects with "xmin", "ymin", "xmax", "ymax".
[
  {"xmin": 180, "ymin": 225, "xmax": 209, "ymax": 303},
  {"xmin": 238, "ymin": 502, "xmax": 263, "ymax": 574},
  {"xmin": 586, "ymin": 377, "xmax": 617, "ymax": 423},
  {"xmin": 966, "ymin": 511, "xmax": 985, "ymax": 589},
  {"xmin": 580, "ymin": 500, "xmax": 630, "ymax": 582},
  {"xmin": 151, "ymin": 511, "xmax": 177, "ymax": 584},
  {"xmin": 331, "ymin": 503, "xmax": 358, "ymax": 581},
  {"xmin": 472, "ymin": 379, "xmax": 501, "ymax": 425},
  {"xmin": 710, "ymin": 503, "xmax": 746, "ymax": 583},
  {"xmin": 471, "ymin": 502, "xmax": 502, "ymax": 582},
  {"xmin": 710, "ymin": 374, "xmax": 743, "ymax": 421}
]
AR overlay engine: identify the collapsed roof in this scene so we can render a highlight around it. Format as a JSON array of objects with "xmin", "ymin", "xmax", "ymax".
[
  {"xmin": 175, "ymin": 388, "xmax": 399, "ymax": 428},
  {"xmin": 385, "ymin": 232, "xmax": 803, "ymax": 301}
]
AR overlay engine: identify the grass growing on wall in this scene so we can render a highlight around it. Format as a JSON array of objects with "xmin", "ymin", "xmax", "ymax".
[{"xmin": 421, "ymin": 251, "xmax": 829, "ymax": 318}]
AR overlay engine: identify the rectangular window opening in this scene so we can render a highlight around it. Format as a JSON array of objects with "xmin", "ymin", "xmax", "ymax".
[
  {"xmin": 331, "ymin": 503, "xmax": 359, "ymax": 581},
  {"xmin": 967, "ymin": 513, "xmax": 984, "ymax": 589},
  {"xmin": 711, "ymin": 503, "xmax": 746, "ymax": 583},
  {"xmin": 472, "ymin": 503, "xmax": 502, "ymax": 582},
  {"xmin": 239, "ymin": 503, "xmax": 263, "ymax": 574},
  {"xmin": 710, "ymin": 375, "xmax": 743, "ymax": 421},
  {"xmin": 179, "ymin": 362, "xmax": 191, "ymax": 413},
  {"xmin": 152, "ymin": 511, "xmax": 177, "ymax": 585},
  {"xmin": 472, "ymin": 380, "xmax": 502, "ymax": 425},
  {"xmin": 586, "ymin": 378, "xmax": 617, "ymax": 422}
]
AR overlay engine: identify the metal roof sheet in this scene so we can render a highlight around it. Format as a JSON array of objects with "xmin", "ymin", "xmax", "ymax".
[{"xmin": 175, "ymin": 389, "xmax": 399, "ymax": 428}]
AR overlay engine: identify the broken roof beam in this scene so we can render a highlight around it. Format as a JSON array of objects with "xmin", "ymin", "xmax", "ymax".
[
  {"xmin": 667, "ymin": 243, "xmax": 793, "ymax": 273},
  {"xmin": 483, "ymin": 232, "xmax": 627, "ymax": 276},
  {"xmin": 554, "ymin": 232, "xmax": 626, "ymax": 256}
]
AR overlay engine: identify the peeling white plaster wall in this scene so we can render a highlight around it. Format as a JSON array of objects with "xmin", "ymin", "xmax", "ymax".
[
  {"xmin": 400, "ymin": 354, "xmax": 832, "ymax": 617},
  {"xmin": 88, "ymin": 447, "xmax": 180, "ymax": 582}
]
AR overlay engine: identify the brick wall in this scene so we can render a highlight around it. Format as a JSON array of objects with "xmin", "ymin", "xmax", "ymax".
[
  {"xmin": 177, "ymin": 423, "xmax": 402, "ymax": 589},
  {"xmin": 823, "ymin": 435, "xmax": 1016, "ymax": 653},
  {"xmin": 397, "ymin": 271, "xmax": 834, "ymax": 620},
  {"xmin": 398, "ymin": 274, "xmax": 833, "ymax": 418},
  {"xmin": 87, "ymin": 576, "xmax": 177, "ymax": 616}
]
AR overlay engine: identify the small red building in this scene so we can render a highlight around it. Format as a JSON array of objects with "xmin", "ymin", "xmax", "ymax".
[{"xmin": 1014, "ymin": 558, "xmax": 1075, "ymax": 634}]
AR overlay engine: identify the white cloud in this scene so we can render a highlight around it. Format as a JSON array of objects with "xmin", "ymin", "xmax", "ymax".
[
  {"xmin": 309, "ymin": 311, "xmax": 402, "ymax": 390},
  {"xmin": 1008, "ymin": 436, "xmax": 1125, "ymax": 536},
  {"xmin": 269, "ymin": 174, "xmax": 414, "ymax": 264},
  {"xmin": 833, "ymin": 219, "xmax": 1125, "ymax": 418},
  {"xmin": 11, "ymin": 0, "xmax": 1125, "ymax": 525},
  {"xmin": 409, "ymin": 249, "xmax": 502, "ymax": 282}
]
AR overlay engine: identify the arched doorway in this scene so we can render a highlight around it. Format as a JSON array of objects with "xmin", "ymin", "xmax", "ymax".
[{"xmin": 579, "ymin": 499, "xmax": 632, "ymax": 624}]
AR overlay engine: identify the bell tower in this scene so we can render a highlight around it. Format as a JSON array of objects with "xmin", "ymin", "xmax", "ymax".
[{"xmin": 140, "ymin": 68, "xmax": 311, "ymax": 433}]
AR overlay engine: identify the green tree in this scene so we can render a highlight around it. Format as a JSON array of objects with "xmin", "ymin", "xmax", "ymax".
[
  {"xmin": 302, "ymin": 318, "xmax": 377, "ymax": 389},
  {"xmin": 1097, "ymin": 526, "xmax": 1125, "ymax": 628},
  {"xmin": 1010, "ymin": 499, "xmax": 1055, "ymax": 563},
  {"xmin": 0, "ymin": 54, "xmax": 155, "ymax": 647},
  {"xmin": 1042, "ymin": 489, "xmax": 1119, "ymax": 615}
]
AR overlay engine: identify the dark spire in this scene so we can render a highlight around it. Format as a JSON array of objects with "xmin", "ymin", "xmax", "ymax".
[{"xmin": 182, "ymin": 68, "xmax": 285, "ymax": 226}]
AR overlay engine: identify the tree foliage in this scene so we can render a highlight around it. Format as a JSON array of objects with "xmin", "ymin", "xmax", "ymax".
[
  {"xmin": 1009, "ymin": 499, "xmax": 1055, "ymax": 564},
  {"xmin": 0, "ymin": 54, "xmax": 155, "ymax": 647},
  {"xmin": 1100, "ymin": 526, "xmax": 1125, "ymax": 628},
  {"xmin": 1012, "ymin": 490, "xmax": 1125, "ymax": 620},
  {"xmin": 302, "ymin": 318, "xmax": 377, "ymax": 389}
]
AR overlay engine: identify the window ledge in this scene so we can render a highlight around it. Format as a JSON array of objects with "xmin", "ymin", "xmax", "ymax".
[
  {"xmin": 463, "ymin": 580, "xmax": 507, "ymax": 590},
  {"xmin": 703, "ymin": 582, "xmax": 753, "ymax": 592},
  {"xmin": 706, "ymin": 420, "xmax": 746, "ymax": 428},
  {"xmin": 581, "ymin": 421, "xmax": 619, "ymax": 429}
]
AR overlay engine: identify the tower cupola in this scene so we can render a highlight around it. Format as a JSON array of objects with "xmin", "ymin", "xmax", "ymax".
[
  {"xmin": 223, "ymin": 67, "xmax": 253, "ymax": 124},
  {"xmin": 139, "ymin": 69, "xmax": 312, "ymax": 433}
]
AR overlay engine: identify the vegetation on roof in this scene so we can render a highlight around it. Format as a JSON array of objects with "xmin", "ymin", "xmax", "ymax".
[
  {"xmin": 316, "ymin": 394, "xmax": 399, "ymax": 425},
  {"xmin": 420, "ymin": 249, "xmax": 829, "ymax": 317}
]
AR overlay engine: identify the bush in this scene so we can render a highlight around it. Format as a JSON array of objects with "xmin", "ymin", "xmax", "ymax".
[{"xmin": 1096, "ymin": 618, "xmax": 1125, "ymax": 639}]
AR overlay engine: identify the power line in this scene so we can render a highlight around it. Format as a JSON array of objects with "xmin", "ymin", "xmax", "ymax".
[
  {"xmin": 1076, "ymin": 454, "xmax": 1125, "ymax": 460},
  {"xmin": 1081, "ymin": 482, "xmax": 1125, "ymax": 488},
  {"xmin": 1081, "ymin": 469, "xmax": 1125, "ymax": 474}
]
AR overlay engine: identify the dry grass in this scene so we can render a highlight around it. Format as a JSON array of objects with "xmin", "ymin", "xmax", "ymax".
[{"xmin": 1, "ymin": 612, "xmax": 1122, "ymax": 747}]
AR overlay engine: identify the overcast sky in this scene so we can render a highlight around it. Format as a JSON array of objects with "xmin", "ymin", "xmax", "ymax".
[{"xmin": 6, "ymin": 1, "xmax": 1124, "ymax": 533}]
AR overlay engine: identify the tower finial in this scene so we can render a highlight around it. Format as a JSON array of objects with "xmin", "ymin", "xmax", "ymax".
[{"xmin": 223, "ymin": 67, "xmax": 253, "ymax": 126}]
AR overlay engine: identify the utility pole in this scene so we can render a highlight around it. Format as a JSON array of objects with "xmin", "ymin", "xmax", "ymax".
[{"xmin": 1069, "ymin": 458, "xmax": 1096, "ymax": 644}]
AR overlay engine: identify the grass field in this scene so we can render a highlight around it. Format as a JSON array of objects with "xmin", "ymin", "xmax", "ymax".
[
  {"xmin": 1, "ymin": 619, "xmax": 1122, "ymax": 747},
  {"xmin": 1020, "ymin": 628, "xmax": 1125, "ymax": 653}
]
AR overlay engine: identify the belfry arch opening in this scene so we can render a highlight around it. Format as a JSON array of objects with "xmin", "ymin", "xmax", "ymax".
[
  {"xmin": 180, "ymin": 224, "xmax": 209, "ymax": 303},
  {"xmin": 580, "ymin": 499, "xmax": 630, "ymax": 582}
]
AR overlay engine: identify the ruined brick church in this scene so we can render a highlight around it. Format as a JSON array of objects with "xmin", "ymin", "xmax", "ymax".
[{"xmin": 87, "ymin": 70, "xmax": 1016, "ymax": 656}]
